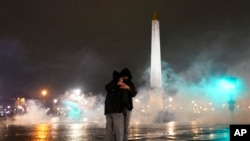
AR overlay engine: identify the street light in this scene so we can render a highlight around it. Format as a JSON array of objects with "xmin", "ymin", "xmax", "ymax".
[
  {"xmin": 218, "ymin": 77, "xmax": 236, "ymax": 92},
  {"xmin": 53, "ymin": 99, "xmax": 58, "ymax": 104},
  {"xmin": 41, "ymin": 90, "xmax": 47, "ymax": 107}
]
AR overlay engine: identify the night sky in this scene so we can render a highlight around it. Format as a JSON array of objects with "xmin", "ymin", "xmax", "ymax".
[{"xmin": 1, "ymin": 1, "xmax": 250, "ymax": 98}]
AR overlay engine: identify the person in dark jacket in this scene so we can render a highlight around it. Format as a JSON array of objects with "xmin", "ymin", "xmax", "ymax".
[
  {"xmin": 119, "ymin": 68, "xmax": 137, "ymax": 141},
  {"xmin": 104, "ymin": 70, "xmax": 125, "ymax": 141}
]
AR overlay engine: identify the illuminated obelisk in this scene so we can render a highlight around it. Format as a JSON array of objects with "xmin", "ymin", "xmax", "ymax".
[{"xmin": 149, "ymin": 10, "xmax": 164, "ymax": 114}]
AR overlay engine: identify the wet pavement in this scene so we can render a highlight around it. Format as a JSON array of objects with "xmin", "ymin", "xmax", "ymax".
[{"xmin": 0, "ymin": 121, "xmax": 229, "ymax": 141}]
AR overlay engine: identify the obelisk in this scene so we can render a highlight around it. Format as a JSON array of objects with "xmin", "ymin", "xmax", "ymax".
[
  {"xmin": 149, "ymin": 10, "xmax": 164, "ymax": 114},
  {"xmin": 150, "ymin": 10, "xmax": 162, "ymax": 88}
]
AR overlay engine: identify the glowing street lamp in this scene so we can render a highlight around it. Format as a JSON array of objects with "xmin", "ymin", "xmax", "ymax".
[
  {"xmin": 73, "ymin": 88, "xmax": 81, "ymax": 95},
  {"xmin": 41, "ymin": 90, "xmax": 47, "ymax": 96},
  {"xmin": 169, "ymin": 97, "xmax": 173, "ymax": 102},
  {"xmin": 53, "ymin": 99, "xmax": 58, "ymax": 104}
]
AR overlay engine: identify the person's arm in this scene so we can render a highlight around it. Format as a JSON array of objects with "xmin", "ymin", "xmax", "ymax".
[
  {"xmin": 128, "ymin": 82, "xmax": 137, "ymax": 97},
  {"xmin": 105, "ymin": 80, "xmax": 119, "ymax": 92}
]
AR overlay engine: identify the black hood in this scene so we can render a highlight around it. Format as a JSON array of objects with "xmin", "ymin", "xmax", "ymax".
[
  {"xmin": 120, "ymin": 68, "xmax": 132, "ymax": 81},
  {"xmin": 112, "ymin": 70, "xmax": 120, "ymax": 82}
]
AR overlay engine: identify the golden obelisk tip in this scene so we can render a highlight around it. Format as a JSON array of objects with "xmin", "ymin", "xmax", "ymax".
[{"xmin": 152, "ymin": 10, "xmax": 158, "ymax": 20}]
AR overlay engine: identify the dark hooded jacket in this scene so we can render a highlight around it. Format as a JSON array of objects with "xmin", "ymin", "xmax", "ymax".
[
  {"xmin": 120, "ymin": 68, "xmax": 137, "ymax": 111},
  {"xmin": 104, "ymin": 71, "xmax": 123, "ymax": 115}
]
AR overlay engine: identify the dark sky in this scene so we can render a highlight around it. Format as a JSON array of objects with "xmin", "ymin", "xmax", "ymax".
[{"xmin": 1, "ymin": 0, "xmax": 250, "ymax": 98}]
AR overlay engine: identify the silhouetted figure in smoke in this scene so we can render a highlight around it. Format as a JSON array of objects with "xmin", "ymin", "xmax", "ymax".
[
  {"xmin": 104, "ymin": 70, "xmax": 125, "ymax": 141},
  {"xmin": 104, "ymin": 68, "xmax": 137, "ymax": 141},
  {"xmin": 119, "ymin": 68, "xmax": 137, "ymax": 141}
]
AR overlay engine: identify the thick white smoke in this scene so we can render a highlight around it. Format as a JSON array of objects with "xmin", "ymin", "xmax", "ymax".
[
  {"xmin": 7, "ymin": 100, "xmax": 49, "ymax": 125},
  {"xmin": 6, "ymin": 89, "xmax": 105, "ymax": 125},
  {"xmin": 130, "ymin": 40, "xmax": 250, "ymax": 125},
  {"xmin": 6, "ymin": 48, "xmax": 250, "ymax": 126}
]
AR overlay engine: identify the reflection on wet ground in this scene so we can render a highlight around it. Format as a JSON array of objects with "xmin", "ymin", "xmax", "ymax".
[
  {"xmin": 0, "ymin": 123, "xmax": 105, "ymax": 141},
  {"xmin": 0, "ymin": 122, "xmax": 229, "ymax": 141},
  {"xmin": 129, "ymin": 123, "xmax": 229, "ymax": 141}
]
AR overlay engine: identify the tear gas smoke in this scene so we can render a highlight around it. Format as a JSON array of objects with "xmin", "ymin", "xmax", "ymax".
[{"xmin": 7, "ymin": 52, "xmax": 250, "ymax": 126}]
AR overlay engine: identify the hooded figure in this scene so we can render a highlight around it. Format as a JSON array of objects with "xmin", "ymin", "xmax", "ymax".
[
  {"xmin": 120, "ymin": 68, "xmax": 132, "ymax": 80},
  {"xmin": 104, "ymin": 70, "xmax": 125, "ymax": 141},
  {"xmin": 104, "ymin": 70, "xmax": 123, "ymax": 115},
  {"xmin": 120, "ymin": 68, "xmax": 137, "ymax": 111},
  {"xmin": 112, "ymin": 70, "xmax": 120, "ymax": 82}
]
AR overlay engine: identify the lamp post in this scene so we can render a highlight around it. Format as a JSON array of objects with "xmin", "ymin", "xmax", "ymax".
[
  {"xmin": 41, "ymin": 90, "xmax": 47, "ymax": 107},
  {"xmin": 219, "ymin": 76, "xmax": 237, "ymax": 123},
  {"xmin": 228, "ymin": 99, "xmax": 235, "ymax": 123},
  {"xmin": 53, "ymin": 99, "xmax": 58, "ymax": 115},
  {"xmin": 226, "ymin": 77, "xmax": 236, "ymax": 123}
]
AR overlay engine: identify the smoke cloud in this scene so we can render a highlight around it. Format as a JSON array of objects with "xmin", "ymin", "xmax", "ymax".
[{"xmin": 5, "ymin": 38, "xmax": 250, "ymax": 126}]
